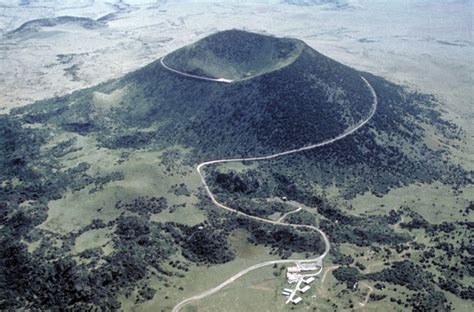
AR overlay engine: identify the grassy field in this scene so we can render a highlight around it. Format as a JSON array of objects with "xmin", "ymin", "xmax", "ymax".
[
  {"xmin": 72, "ymin": 227, "xmax": 114, "ymax": 255},
  {"xmin": 163, "ymin": 213, "xmax": 474, "ymax": 312},
  {"xmin": 122, "ymin": 230, "xmax": 284, "ymax": 311},
  {"xmin": 328, "ymin": 181, "xmax": 473, "ymax": 224},
  {"xmin": 187, "ymin": 266, "xmax": 291, "ymax": 312},
  {"xmin": 38, "ymin": 140, "xmax": 205, "ymax": 234},
  {"xmin": 117, "ymin": 223, "xmax": 318, "ymax": 312}
]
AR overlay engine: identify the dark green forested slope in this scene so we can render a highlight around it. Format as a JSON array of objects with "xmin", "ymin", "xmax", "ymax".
[{"xmin": 17, "ymin": 30, "xmax": 374, "ymax": 160}]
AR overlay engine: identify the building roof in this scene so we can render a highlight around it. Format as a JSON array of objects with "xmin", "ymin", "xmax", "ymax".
[
  {"xmin": 292, "ymin": 297, "xmax": 303, "ymax": 304},
  {"xmin": 304, "ymin": 277, "xmax": 316, "ymax": 284},
  {"xmin": 287, "ymin": 266, "xmax": 300, "ymax": 273},
  {"xmin": 298, "ymin": 263, "xmax": 320, "ymax": 271},
  {"xmin": 300, "ymin": 285, "xmax": 311, "ymax": 293}
]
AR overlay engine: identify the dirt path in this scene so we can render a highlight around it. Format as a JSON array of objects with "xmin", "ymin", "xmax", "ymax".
[
  {"xmin": 357, "ymin": 283, "xmax": 374, "ymax": 309},
  {"xmin": 277, "ymin": 207, "xmax": 302, "ymax": 223},
  {"xmin": 318, "ymin": 265, "xmax": 341, "ymax": 297}
]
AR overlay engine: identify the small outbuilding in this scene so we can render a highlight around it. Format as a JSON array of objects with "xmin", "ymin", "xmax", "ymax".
[
  {"xmin": 304, "ymin": 277, "xmax": 316, "ymax": 284},
  {"xmin": 292, "ymin": 297, "xmax": 303, "ymax": 304}
]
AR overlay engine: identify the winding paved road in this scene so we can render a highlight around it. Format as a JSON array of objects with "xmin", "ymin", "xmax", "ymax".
[
  {"xmin": 162, "ymin": 60, "xmax": 378, "ymax": 312},
  {"xmin": 160, "ymin": 57, "xmax": 234, "ymax": 83}
]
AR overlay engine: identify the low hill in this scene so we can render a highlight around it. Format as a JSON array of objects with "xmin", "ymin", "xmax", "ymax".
[{"xmin": 5, "ymin": 16, "xmax": 104, "ymax": 39}]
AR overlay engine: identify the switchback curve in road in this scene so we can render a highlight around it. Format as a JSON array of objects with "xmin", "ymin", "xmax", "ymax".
[
  {"xmin": 164, "ymin": 58, "xmax": 378, "ymax": 311},
  {"xmin": 277, "ymin": 207, "xmax": 302, "ymax": 223}
]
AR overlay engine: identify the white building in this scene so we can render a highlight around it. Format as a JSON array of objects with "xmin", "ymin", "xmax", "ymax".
[
  {"xmin": 304, "ymin": 276, "xmax": 316, "ymax": 284},
  {"xmin": 297, "ymin": 262, "xmax": 320, "ymax": 271},
  {"xmin": 287, "ymin": 266, "xmax": 300, "ymax": 273},
  {"xmin": 292, "ymin": 297, "xmax": 303, "ymax": 304},
  {"xmin": 286, "ymin": 272, "xmax": 301, "ymax": 284},
  {"xmin": 299, "ymin": 285, "xmax": 311, "ymax": 293}
]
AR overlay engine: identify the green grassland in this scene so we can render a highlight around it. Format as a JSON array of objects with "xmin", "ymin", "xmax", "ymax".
[
  {"xmin": 121, "ymin": 228, "xmax": 308, "ymax": 312},
  {"xmin": 337, "ymin": 181, "xmax": 473, "ymax": 224},
  {"xmin": 143, "ymin": 201, "xmax": 470, "ymax": 312},
  {"xmin": 187, "ymin": 266, "xmax": 291, "ymax": 312}
]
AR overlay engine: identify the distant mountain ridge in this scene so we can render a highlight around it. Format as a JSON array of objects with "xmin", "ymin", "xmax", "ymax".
[
  {"xmin": 5, "ymin": 16, "xmax": 105, "ymax": 38},
  {"xmin": 283, "ymin": 0, "xmax": 361, "ymax": 9}
]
